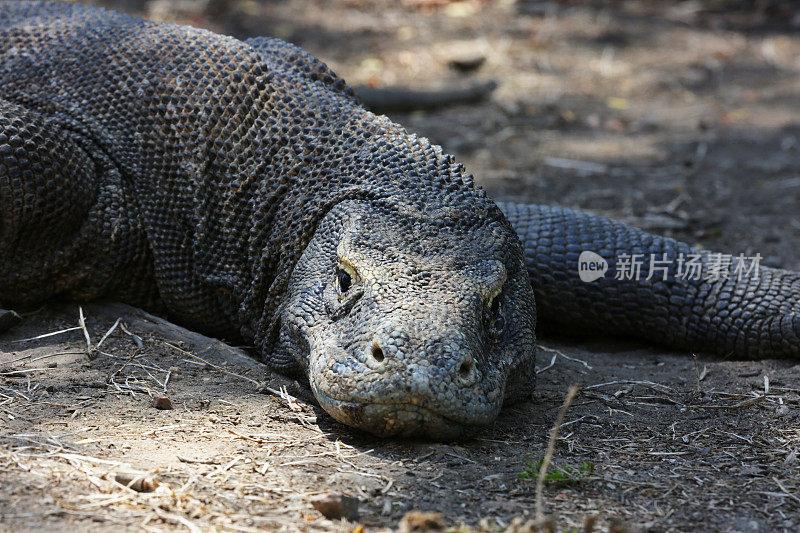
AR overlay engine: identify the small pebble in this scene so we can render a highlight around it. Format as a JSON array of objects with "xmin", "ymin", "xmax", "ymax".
[
  {"xmin": 0, "ymin": 309, "xmax": 22, "ymax": 332},
  {"xmin": 398, "ymin": 511, "xmax": 446, "ymax": 532},
  {"xmin": 114, "ymin": 472, "xmax": 157, "ymax": 492},
  {"xmin": 447, "ymin": 55, "xmax": 485, "ymax": 72},
  {"xmin": 310, "ymin": 492, "xmax": 359, "ymax": 520},
  {"xmin": 153, "ymin": 395, "xmax": 173, "ymax": 410}
]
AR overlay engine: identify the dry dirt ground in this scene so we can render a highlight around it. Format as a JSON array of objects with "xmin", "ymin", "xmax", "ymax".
[{"xmin": 2, "ymin": 0, "xmax": 800, "ymax": 531}]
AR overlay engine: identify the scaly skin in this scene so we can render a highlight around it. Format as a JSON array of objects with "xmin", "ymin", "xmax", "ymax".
[
  {"xmin": 0, "ymin": 2, "xmax": 797, "ymax": 439},
  {"xmin": 498, "ymin": 203, "xmax": 800, "ymax": 358}
]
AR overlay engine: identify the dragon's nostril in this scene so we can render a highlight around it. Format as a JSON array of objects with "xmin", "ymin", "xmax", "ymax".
[
  {"xmin": 458, "ymin": 357, "xmax": 473, "ymax": 378},
  {"xmin": 371, "ymin": 342, "xmax": 385, "ymax": 363}
]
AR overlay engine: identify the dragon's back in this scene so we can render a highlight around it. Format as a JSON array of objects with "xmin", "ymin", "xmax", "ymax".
[
  {"xmin": 0, "ymin": 1, "xmax": 500, "ymax": 359},
  {"xmin": 1, "ymin": 1, "xmax": 268, "ymax": 332}
]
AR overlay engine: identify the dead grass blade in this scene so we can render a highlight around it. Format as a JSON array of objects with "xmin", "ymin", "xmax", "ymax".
[{"xmin": 535, "ymin": 383, "xmax": 580, "ymax": 527}]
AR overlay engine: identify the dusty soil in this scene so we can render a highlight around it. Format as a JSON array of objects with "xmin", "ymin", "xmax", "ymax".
[{"xmin": 3, "ymin": 0, "xmax": 800, "ymax": 531}]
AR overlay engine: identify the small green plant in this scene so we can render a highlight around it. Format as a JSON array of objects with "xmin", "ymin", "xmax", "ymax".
[{"xmin": 517, "ymin": 458, "xmax": 595, "ymax": 483}]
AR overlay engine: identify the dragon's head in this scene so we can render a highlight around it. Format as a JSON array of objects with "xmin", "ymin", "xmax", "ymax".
[{"xmin": 274, "ymin": 199, "xmax": 537, "ymax": 439}]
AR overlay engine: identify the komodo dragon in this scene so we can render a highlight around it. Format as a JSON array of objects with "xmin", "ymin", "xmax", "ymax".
[{"xmin": 1, "ymin": 1, "xmax": 798, "ymax": 439}]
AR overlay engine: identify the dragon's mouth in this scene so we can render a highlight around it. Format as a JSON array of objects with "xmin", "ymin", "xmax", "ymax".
[{"xmin": 312, "ymin": 386, "xmax": 485, "ymax": 440}]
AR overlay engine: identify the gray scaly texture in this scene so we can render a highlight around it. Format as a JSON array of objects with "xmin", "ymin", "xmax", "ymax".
[{"xmin": 1, "ymin": 2, "xmax": 797, "ymax": 439}]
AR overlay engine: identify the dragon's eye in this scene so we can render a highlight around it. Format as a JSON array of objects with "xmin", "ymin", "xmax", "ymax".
[
  {"xmin": 491, "ymin": 297, "xmax": 504, "ymax": 332},
  {"xmin": 487, "ymin": 291, "xmax": 505, "ymax": 335},
  {"xmin": 337, "ymin": 269, "xmax": 351, "ymax": 293},
  {"xmin": 336, "ymin": 263, "xmax": 355, "ymax": 294}
]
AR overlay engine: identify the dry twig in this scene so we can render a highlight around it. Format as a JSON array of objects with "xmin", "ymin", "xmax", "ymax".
[
  {"xmin": 78, "ymin": 307, "xmax": 93, "ymax": 356},
  {"xmin": 535, "ymin": 383, "xmax": 580, "ymax": 527}
]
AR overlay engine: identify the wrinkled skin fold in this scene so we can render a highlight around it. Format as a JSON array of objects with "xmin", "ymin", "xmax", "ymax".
[{"xmin": 1, "ymin": 2, "xmax": 798, "ymax": 439}]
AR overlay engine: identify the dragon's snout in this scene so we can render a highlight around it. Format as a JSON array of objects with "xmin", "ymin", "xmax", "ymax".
[{"xmin": 308, "ymin": 323, "xmax": 503, "ymax": 440}]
